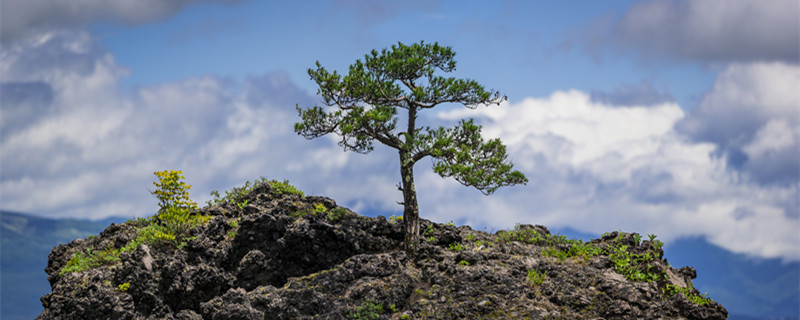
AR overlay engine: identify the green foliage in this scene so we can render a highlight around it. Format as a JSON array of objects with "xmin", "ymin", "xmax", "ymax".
[
  {"xmin": 497, "ymin": 225, "xmax": 580, "ymax": 247},
  {"xmin": 268, "ymin": 179, "xmax": 305, "ymax": 197},
  {"xmin": 465, "ymin": 233, "xmax": 475, "ymax": 241},
  {"xmin": 152, "ymin": 170, "xmax": 198, "ymax": 214},
  {"xmin": 527, "ymin": 269, "xmax": 546, "ymax": 286},
  {"xmin": 388, "ymin": 215, "xmax": 403, "ymax": 224},
  {"xmin": 157, "ymin": 206, "xmax": 209, "ymax": 240},
  {"xmin": 633, "ymin": 233, "xmax": 643, "ymax": 245},
  {"xmin": 207, "ymin": 178, "xmax": 305, "ymax": 207},
  {"xmin": 296, "ymin": 41, "xmax": 527, "ymax": 253},
  {"xmin": 236, "ymin": 199, "xmax": 249, "ymax": 209},
  {"xmin": 663, "ymin": 284, "xmax": 712, "ymax": 306},
  {"xmin": 426, "ymin": 236, "xmax": 436, "ymax": 243},
  {"xmin": 608, "ymin": 244, "xmax": 664, "ymax": 282},
  {"xmin": 349, "ymin": 301, "xmax": 384, "ymax": 320},
  {"xmin": 458, "ymin": 260, "xmax": 470, "ymax": 266},
  {"xmin": 448, "ymin": 242, "xmax": 465, "ymax": 252},
  {"xmin": 207, "ymin": 177, "xmax": 269, "ymax": 207},
  {"xmin": 59, "ymin": 247, "xmax": 120, "ymax": 276},
  {"xmin": 446, "ymin": 220, "xmax": 455, "ymax": 226},
  {"xmin": 60, "ymin": 170, "xmax": 210, "ymax": 276},
  {"xmin": 118, "ymin": 282, "xmax": 130, "ymax": 292},
  {"xmin": 542, "ymin": 246, "xmax": 570, "ymax": 261},
  {"xmin": 313, "ymin": 203, "xmax": 327, "ymax": 213},
  {"xmin": 423, "ymin": 224, "xmax": 434, "ymax": 235},
  {"xmin": 326, "ymin": 207, "xmax": 349, "ymax": 222},
  {"xmin": 648, "ymin": 233, "xmax": 665, "ymax": 250},
  {"xmin": 400, "ymin": 315, "xmax": 411, "ymax": 320}
]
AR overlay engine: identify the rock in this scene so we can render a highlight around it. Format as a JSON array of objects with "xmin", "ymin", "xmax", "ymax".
[{"xmin": 36, "ymin": 185, "xmax": 728, "ymax": 320}]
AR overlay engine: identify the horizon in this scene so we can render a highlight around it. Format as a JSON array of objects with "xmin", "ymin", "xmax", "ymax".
[{"xmin": 1, "ymin": 0, "xmax": 798, "ymax": 265}]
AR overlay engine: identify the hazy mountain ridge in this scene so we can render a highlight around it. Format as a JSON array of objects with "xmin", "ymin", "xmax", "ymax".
[{"xmin": 1, "ymin": 210, "xmax": 126, "ymax": 320}]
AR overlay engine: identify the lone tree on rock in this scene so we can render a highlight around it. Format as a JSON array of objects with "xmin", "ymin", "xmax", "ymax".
[{"xmin": 295, "ymin": 41, "xmax": 528, "ymax": 254}]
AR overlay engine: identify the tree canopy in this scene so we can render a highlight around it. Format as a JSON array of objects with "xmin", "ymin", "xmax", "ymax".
[{"xmin": 296, "ymin": 41, "xmax": 527, "ymax": 252}]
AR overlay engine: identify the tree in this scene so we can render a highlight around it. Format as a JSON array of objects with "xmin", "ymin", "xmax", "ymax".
[{"xmin": 295, "ymin": 41, "xmax": 528, "ymax": 254}]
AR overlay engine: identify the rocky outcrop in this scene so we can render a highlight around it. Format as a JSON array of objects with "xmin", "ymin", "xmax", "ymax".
[{"xmin": 37, "ymin": 182, "xmax": 727, "ymax": 319}]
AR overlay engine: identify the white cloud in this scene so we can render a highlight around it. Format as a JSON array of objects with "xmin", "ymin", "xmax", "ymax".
[
  {"xmin": 678, "ymin": 62, "xmax": 800, "ymax": 186},
  {"xmin": 0, "ymin": 30, "xmax": 313, "ymax": 219},
  {"xmin": 1, "ymin": 29, "xmax": 797, "ymax": 263},
  {"xmin": 432, "ymin": 90, "xmax": 799, "ymax": 261},
  {"xmin": 583, "ymin": 0, "xmax": 799, "ymax": 63},
  {"xmin": 1, "ymin": 0, "xmax": 245, "ymax": 43}
]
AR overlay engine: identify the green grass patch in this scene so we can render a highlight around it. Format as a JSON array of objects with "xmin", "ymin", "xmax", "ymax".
[
  {"xmin": 527, "ymin": 269, "xmax": 546, "ymax": 286},
  {"xmin": 349, "ymin": 301, "xmax": 384, "ymax": 320}
]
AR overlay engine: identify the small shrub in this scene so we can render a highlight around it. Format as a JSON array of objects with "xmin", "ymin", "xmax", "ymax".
[
  {"xmin": 423, "ymin": 224, "xmax": 434, "ymax": 235},
  {"xmin": 465, "ymin": 233, "xmax": 475, "ymax": 241},
  {"xmin": 542, "ymin": 246, "xmax": 570, "ymax": 261},
  {"xmin": 663, "ymin": 284, "xmax": 712, "ymax": 306},
  {"xmin": 400, "ymin": 315, "xmax": 411, "ymax": 320},
  {"xmin": 236, "ymin": 199, "xmax": 249, "ymax": 210},
  {"xmin": 633, "ymin": 233, "xmax": 643, "ymax": 245},
  {"xmin": 326, "ymin": 207, "xmax": 349, "ymax": 222},
  {"xmin": 608, "ymin": 244, "xmax": 664, "ymax": 282},
  {"xmin": 448, "ymin": 243, "xmax": 465, "ymax": 252},
  {"xmin": 207, "ymin": 177, "xmax": 269, "ymax": 207},
  {"xmin": 527, "ymin": 269, "xmax": 546, "ymax": 286},
  {"xmin": 349, "ymin": 301, "xmax": 383, "ymax": 320},
  {"xmin": 118, "ymin": 282, "xmax": 130, "ymax": 292},
  {"xmin": 268, "ymin": 179, "xmax": 305, "ymax": 197},
  {"xmin": 388, "ymin": 215, "xmax": 403, "ymax": 224},
  {"xmin": 648, "ymin": 233, "xmax": 665, "ymax": 250},
  {"xmin": 151, "ymin": 170, "xmax": 198, "ymax": 213},
  {"xmin": 458, "ymin": 260, "xmax": 470, "ymax": 266},
  {"xmin": 313, "ymin": 203, "xmax": 327, "ymax": 213},
  {"xmin": 426, "ymin": 236, "xmax": 436, "ymax": 243}
]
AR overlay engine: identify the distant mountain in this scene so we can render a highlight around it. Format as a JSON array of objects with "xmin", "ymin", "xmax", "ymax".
[
  {"xmin": 552, "ymin": 227, "xmax": 799, "ymax": 320},
  {"xmin": 0, "ymin": 210, "xmax": 127, "ymax": 320},
  {"xmin": 664, "ymin": 237, "xmax": 799, "ymax": 320}
]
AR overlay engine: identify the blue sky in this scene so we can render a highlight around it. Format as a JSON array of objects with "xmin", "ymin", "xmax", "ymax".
[{"xmin": 1, "ymin": 0, "xmax": 798, "ymax": 262}]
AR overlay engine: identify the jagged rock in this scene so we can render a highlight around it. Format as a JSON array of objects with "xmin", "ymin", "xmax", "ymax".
[{"xmin": 36, "ymin": 182, "xmax": 727, "ymax": 320}]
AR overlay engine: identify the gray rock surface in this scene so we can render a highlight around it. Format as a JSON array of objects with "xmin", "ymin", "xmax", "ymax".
[{"xmin": 36, "ymin": 182, "xmax": 727, "ymax": 319}]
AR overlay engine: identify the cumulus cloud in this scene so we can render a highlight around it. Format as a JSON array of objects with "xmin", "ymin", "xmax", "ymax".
[
  {"xmin": 0, "ymin": 29, "xmax": 408, "ymax": 221},
  {"xmin": 2, "ymin": 29, "xmax": 797, "ymax": 263},
  {"xmin": 678, "ymin": 62, "xmax": 800, "ymax": 187},
  {"xmin": 0, "ymin": 0, "xmax": 245, "ymax": 43},
  {"xmin": 434, "ymin": 90, "xmax": 798, "ymax": 261},
  {"xmin": 581, "ymin": 0, "xmax": 799, "ymax": 63}
]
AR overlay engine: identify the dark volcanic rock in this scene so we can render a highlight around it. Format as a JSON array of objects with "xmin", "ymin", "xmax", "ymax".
[{"xmin": 36, "ymin": 182, "xmax": 727, "ymax": 319}]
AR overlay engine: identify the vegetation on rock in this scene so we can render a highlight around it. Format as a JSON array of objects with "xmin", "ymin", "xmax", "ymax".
[{"xmin": 37, "ymin": 173, "xmax": 727, "ymax": 320}]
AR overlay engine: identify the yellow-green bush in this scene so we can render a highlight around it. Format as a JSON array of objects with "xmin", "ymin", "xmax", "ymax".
[{"xmin": 152, "ymin": 170, "xmax": 198, "ymax": 214}]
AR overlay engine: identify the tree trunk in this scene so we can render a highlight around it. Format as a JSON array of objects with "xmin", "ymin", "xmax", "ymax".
[{"xmin": 400, "ymin": 152, "xmax": 420, "ymax": 255}]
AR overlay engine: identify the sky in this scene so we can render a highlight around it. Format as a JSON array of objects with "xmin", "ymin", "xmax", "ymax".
[{"xmin": 1, "ymin": 0, "xmax": 798, "ymax": 262}]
